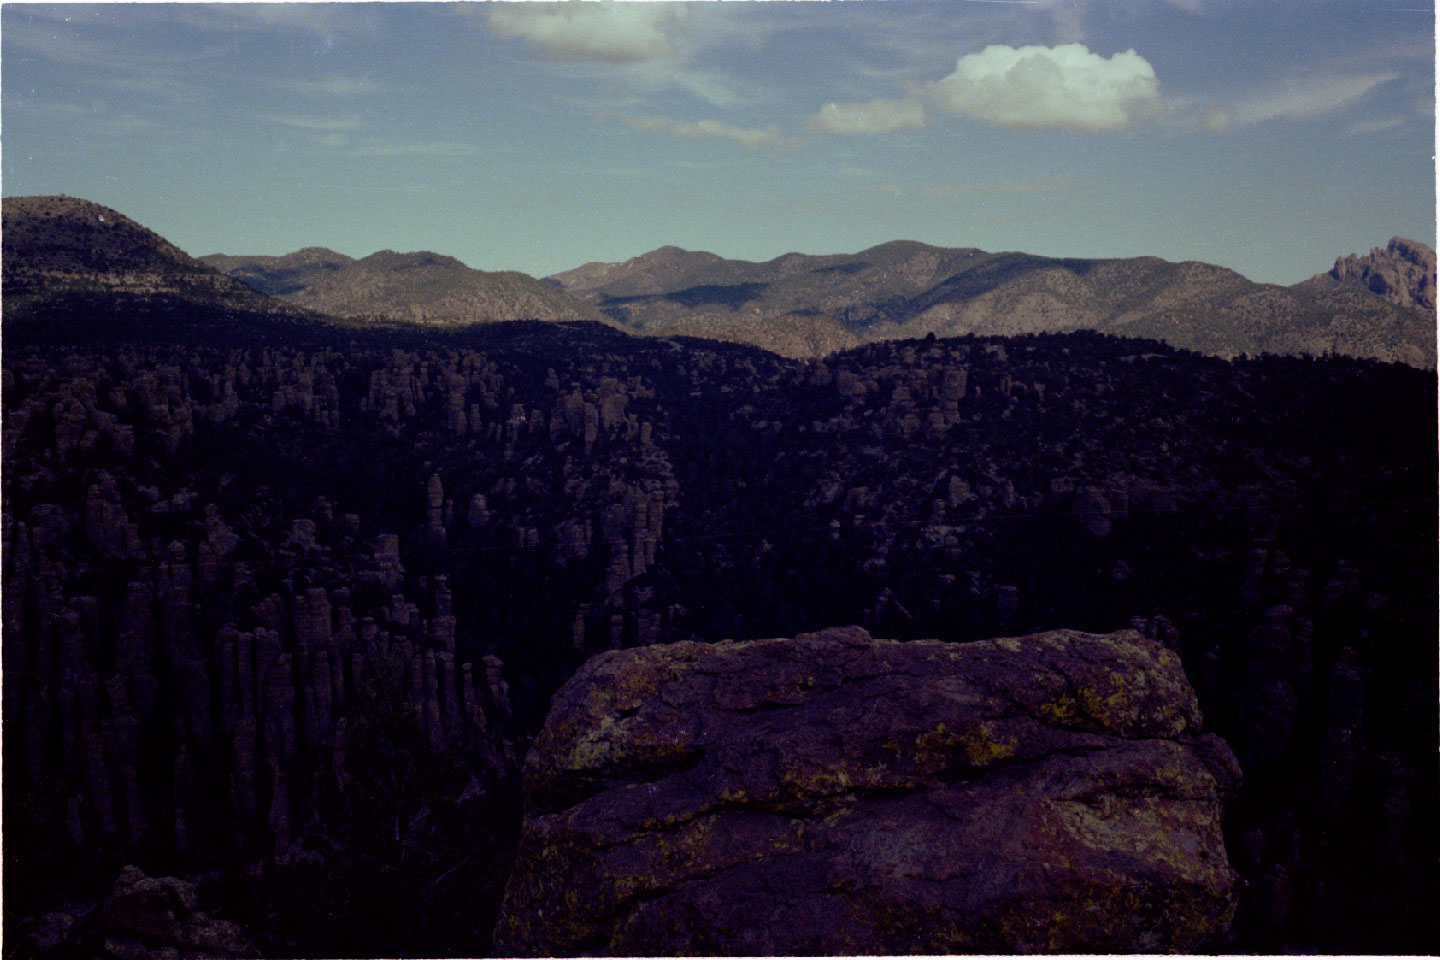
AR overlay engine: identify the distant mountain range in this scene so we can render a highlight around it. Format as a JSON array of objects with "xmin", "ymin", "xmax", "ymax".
[
  {"xmin": 549, "ymin": 240, "xmax": 1437, "ymax": 364},
  {"xmin": 200, "ymin": 248, "xmax": 599, "ymax": 324},
  {"xmin": 4, "ymin": 195, "xmax": 1434, "ymax": 366}
]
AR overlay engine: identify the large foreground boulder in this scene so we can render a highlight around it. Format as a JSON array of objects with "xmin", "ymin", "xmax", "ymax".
[{"xmin": 494, "ymin": 627, "xmax": 1241, "ymax": 955}]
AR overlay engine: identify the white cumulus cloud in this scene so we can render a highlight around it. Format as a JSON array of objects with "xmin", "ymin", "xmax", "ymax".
[
  {"xmin": 924, "ymin": 43, "xmax": 1160, "ymax": 132},
  {"xmin": 487, "ymin": 3, "xmax": 682, "ymax": 64},
  {"xmin": 619, "ymin": 114, "xmax": 802, "ymax": 151},
  {"xmin": 806, "ymin": 98, "xmax": 927, "ymax": 135}
]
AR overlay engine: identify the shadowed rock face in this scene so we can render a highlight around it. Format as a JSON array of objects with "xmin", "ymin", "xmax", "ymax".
[{"xmin": 494, "ymin": 627, "xmax": 1241, "ymax": 956}]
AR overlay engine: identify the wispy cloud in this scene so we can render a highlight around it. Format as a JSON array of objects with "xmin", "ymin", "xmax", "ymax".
[
  {"xmin": 3, "ymin": 16, "xmax": 206, "ymax": 75},
  {"xmin": 282, "ymin": 76, "xmax": 380, "ymax": 98},
  {"xmin": 621, "ymin": 60, "xmax": 746, "ymax": 110},
  {"xmin": 7, "ymin": 97, "xmax": 102, "ymax": 120},
  {"xmin": 2, "ymin": 14, "xmax": 222, "ymax": 107},
  {"xmin": 165, "ymin": 4, "xmax": 386, "ymax": 45},
  {"xmin": 487, "ymin": 3, "xmax": 684, "ymax": 64},
  {"xmin": 352, "ymin": 140, "xmax": 479, "ymax": 158},
  {"xmin": 1344, "ymin": 115, "xmax": 1408, "ymax": 136},
  {"xmin": 807, "ymin": 98, "xmax": 927, "ymax": 135},
  {"xmin": 266, "ymin": 115, "xmax": 363, "ymax": 132},
  {"xmin": 5, "ymin": 6, "xmax": 385, "ymax": 110},
  {"xmin": 477, "ymin": 2, "xmax": 782, "ymax": 111},
  {"xmin": 1204, "ymin": 71, "xmax": 1399, "ymax": 131},
  {"xmin": 1029, "ymin": 0, "xmax": 1207, "ymax": 44},
  {"xmin": 617, "ymin": 114, "xmax": 803, "ymax": 151}
]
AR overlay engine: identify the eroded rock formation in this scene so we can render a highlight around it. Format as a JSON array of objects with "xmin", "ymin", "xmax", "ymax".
[{"xmin": 1308, "ymin": 237, "xmax": 1437, "ymax": 313}]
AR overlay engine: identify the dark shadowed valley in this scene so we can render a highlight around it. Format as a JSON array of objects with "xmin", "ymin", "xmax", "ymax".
[{"xmin": 3, "ymin": 192, "xmax": 1436, "ymax": 957}]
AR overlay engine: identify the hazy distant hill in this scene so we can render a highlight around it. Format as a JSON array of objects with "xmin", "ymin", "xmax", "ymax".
[
  {"xmin": 202, "ymin": 248, "xmax": 602, "ymax": 325},
  {"xmin": 1295, "ymin": 236, "xmax": 1437, "ymax": 313},
  {"xmin": 551, "ymin": 240, "xmax": 1436, "ymax": 365}
]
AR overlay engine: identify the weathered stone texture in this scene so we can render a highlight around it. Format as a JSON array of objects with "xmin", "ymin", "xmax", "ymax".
[{"xmin": 495, "ymin": 627, "xmax": 1240, "ymax": 956}]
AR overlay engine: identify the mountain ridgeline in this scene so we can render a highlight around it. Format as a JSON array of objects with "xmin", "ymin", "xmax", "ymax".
[
  {"xmin": 7, "ymin": 196, "xmax": 1433, "ymax": 367},
  {"xmin": 549, "ymin": 239, "xmax": 1437, "ymax": 364}
]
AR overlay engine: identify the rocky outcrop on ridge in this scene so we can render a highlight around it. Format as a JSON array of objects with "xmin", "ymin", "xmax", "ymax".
[
  {"xmin": 494, "ymin": 627, "xmax": 1241, "ymax": 956},
  {"xmin": 1299, "ymin": 236, "xmax": 1437, "ymax": 313}
]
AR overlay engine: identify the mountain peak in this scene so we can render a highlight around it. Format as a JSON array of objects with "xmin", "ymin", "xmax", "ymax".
[
  {"xmin": 359, "ymin": 249, "xmax": 467, "ymax": 271},
  {"xmin": 290, "ymin": 246, "xmax": 354, "ymax": 264},
  {"xmin": 859, "ymin": 239, "xmax": 947, "ymax": 257},
  {"xmin": 1385, "ymin": 237, "xmax": 1435, "ymax": 269},
  {"xmin": 628, "ymin": 245, "xmax": 723, "ymax": 266}
]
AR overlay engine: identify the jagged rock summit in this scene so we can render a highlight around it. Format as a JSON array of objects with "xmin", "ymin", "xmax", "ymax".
[
  {"xmin": 494, "ymin": 626, "xmax": 1242, "ymax": 956},
  {"xmin": 1299, "ymin": 236, "xmax": 1437, "ymax": 313}
]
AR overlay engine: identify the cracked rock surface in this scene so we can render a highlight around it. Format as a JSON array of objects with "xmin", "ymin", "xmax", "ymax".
[{"xmin": 493, "ymin": 626, "xmax": 1240, "ymax": 955}]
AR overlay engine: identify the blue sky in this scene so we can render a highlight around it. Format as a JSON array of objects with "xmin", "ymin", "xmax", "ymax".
[{"xmin": 3, "ymin": 1, "xmax": 1434, "ymax": 283}]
